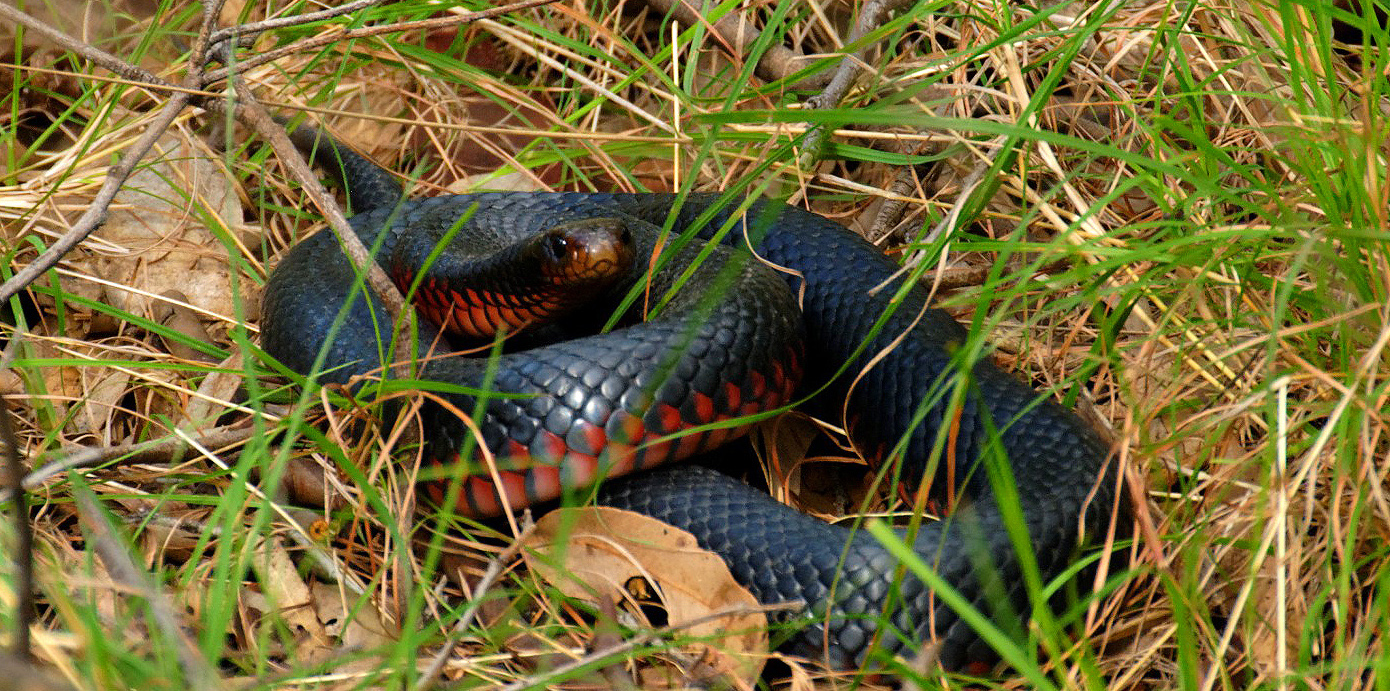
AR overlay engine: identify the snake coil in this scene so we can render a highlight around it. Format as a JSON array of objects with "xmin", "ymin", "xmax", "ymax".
[{"xmin": 262, "ymin": 127, "xmax": 1123, "ymax": 670}]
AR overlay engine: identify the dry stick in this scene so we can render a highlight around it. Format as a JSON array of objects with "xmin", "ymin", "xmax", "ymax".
[
  {"xmin": 0, "ymin": 0, "xmax": 551, "ymax": 304},
  {"xmin": 1, "ymin": 394, "xmax": 34, "ymax": 660},
  {"xmin": 207, "ymin": 0, "xmax": 386, "ymax": 47},
  {"xmin": 212, "ymin": 33, "xmax": 424, "ymax": 617},
  {"xmin": 805, "ymin": 0, "xmax": 916, "ymax": 110},
  {"xmin": 5, "ymin": 8, "xmax": 222, "ymax": 676},
  {"xmin": 213, "ymin": 44, "xmax": 429, "ymax": 401},
  {"xmin": 228, "ymin": 74, "xmax": 404, "ymax": 318},
  {"xmin": 201, "ymin": 0, "xmax": 558, "ymax": 85},
  {"xmin": 0, "ymin": 89, "xmax": 194, "ymax": 303},
  {"xmin": 412, "ymin": 523, "xmax": 538, "ymax": 691},
  {"xmin": 799, "ymin": 0, "xmax": 919, "ymax": 164},
  {"xmin": 209, "ymin": 38, "xmax": 403, "ymax": 603},
  {"xmin": 75, "ymin": 490, "xmax": 222, "ymax": 691},
  {"xmin": 647, "ymin": 0, "xmax": 827, "ymax": 88},
  {"xmin": 0, "ymin": 1, "xmax": 224, "ymax": 303},
  {"xmin": 6, "ymin": 425, "xmax": 260, "ymax": 503}
]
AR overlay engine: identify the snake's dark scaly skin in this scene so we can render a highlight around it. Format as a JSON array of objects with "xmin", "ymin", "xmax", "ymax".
[{"xmin": 261, "ymin": 129, "xmax": 1119, "ymax": 670}]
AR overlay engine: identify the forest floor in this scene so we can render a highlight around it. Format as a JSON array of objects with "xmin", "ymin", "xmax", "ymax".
[{"xmin": 1, "ymin": 1, "xmax": 1387, "ymax": 689}]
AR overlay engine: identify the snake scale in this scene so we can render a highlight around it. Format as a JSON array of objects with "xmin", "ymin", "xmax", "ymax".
[{"xmin": 261, "ymin": 126, "xmax": 1121, "ymax": 670}]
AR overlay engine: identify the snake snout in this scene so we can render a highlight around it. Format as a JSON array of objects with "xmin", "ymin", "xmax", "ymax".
[{"xmin": 539, "ymin": 217, "xmax": 636, "ymax": 284}]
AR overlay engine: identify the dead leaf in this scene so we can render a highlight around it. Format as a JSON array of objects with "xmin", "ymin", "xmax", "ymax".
[
  {"xmin": 308, "ymin": 581, "xmax": 395, "ymax": 675},
  {"xmin": 755, "ymin": 413, "xmax": 878, "ymax": 515},
  {"xmin": 72, "ymin": 361, "xmax": 131, "ymax": 445},
  {"xmin": 65, "ymin": 133, "xmax": 251, "ymax": 339},
  {"xmin": 182, "ymin": 352, "xmax": 244, "ymax": 432},
  {"xmin": 279, "ymin": 456, "xmax": 336, "ymax": 510},
  {"xmin": 14, "ymin": 339, "xmax": 132, "ymax": 441},
  {"xmin": 253, "ymin": 536, "xmax": 332, "ymax": 664},
  {"xmin": 522, "ymin": 507, "xmax": 767, "ymax": 684},
  {"xmin": 153, "ymin": 289, "xmax": 219, "ymax": 363}
]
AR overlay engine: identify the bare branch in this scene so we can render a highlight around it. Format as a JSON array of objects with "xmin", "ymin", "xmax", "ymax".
[
  {"xmin": 208, "ymin": 0, "xmax": 387, "ymax": 47},
  {"xmin": 0, "ymin": 92, "xmax": 196, "ymax": 303},
  {"xmin": 217, "ymin": 45, "xmax": 407, "ymax": 336},
  {"xmin": 798, "ymin": 0, "xmax": 918, "ymax": 165},
  {"xmin": 803, "ymin": 0, "xmax": 917, "ymax": 111},
  {"xmin": 412, "ymin": 522, "xmax": 539, "ymax": 691},
  {"xmin": 646, "ymin": 0, "xmax": 827, "ymax": 87},
  {"xmin": 7, "ymin": 425, "xmax": 258, "ymax": 503},
  {"xmin": 0, "ymin": 1, "xmax": 236, "ymax": 304}
]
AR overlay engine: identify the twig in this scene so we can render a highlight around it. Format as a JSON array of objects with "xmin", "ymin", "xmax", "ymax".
[
  {"xmin": 645, "ymin": 0, "xmax": 827, "ymax": 87},
  {"xmin": 799, "ymin": 0, "xmax": 918, "ymax": 165},
  {"xmin": 188, "ymin": 0, "xmax": 224, "ymax": 71},
  {"xmin": 0, "ymin": 91, "xmax": 194, "ymax": 303},
  {"xmin": 412, "ymin": 522, "xmax": 538, "ymax": 691},
  {"xmin": 7, "ymin": 425, "xmax": 258, "ymax": 503},
  {"xmin": 208, "ymin": 0, "xmax": 386, "ymax": 47},
  {"xmin": 214, "ymin": 43, "xmax": 412, "ymax": 373},
  {"xmin": 202, "ymin": 0, "xmax": 559, "ymax": 85},
  {"xmin": 1, "ymin": 394, "xmax": 34, "ymax": 660},
  {"xmin": 804, "ymin": 0, "xmax": 916, "ymax": 111},
  {"xmin": 0, "ymin": 0, "xmax": 233, "ymax": 304}
]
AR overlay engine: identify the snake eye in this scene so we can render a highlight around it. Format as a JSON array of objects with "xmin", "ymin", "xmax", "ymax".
[{"xmin": 545, "ymin": 232, "xmax": 570, "ymax": 262}]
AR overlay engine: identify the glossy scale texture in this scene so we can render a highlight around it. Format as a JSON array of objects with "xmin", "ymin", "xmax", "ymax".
[{"xmin": 261, "ymin": 128, "xmax": 1121, "ymax": 669}]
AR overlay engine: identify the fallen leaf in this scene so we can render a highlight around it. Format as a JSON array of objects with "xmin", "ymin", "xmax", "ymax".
[
  {"xmin": 309, "ymin": 581, "xmax": 395, "ymax": 675},
  {"xmin": 67, "ymin": 133, "xmax": 251, "ymax": 338},
  {"xmin": 153, "ymin": 289, "xmax": 219, "ymax": 363},
  {"xmin": 522, "ymin": 506, "xmax": 767, "ymax": 684},
  {"xmin": 254, "ymin": 536, "xmax": 332, "ymax": 664},
  {"xmin": 181, "ymin": 352, "xmax": 244, "ymax": 432}
]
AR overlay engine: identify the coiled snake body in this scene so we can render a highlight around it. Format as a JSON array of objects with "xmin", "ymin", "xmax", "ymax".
[{"xmin": 261, "ymin": 129, "xmax": 1120, "ymax": 670}]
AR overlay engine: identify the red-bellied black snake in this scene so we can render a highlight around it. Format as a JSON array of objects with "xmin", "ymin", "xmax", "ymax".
[{"xmin": 261, "ymin": 126, "xmax": 1123, "ymax": 669}]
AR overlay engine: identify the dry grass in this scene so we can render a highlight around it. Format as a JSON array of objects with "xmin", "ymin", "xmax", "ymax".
[{"xmin": 1, "ymin": 0, "xmax": 1387, "ymax": 689}]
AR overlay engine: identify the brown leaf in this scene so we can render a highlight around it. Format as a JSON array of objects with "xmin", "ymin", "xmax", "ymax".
[
  {"xmin": 254, "ymin": 536, "xmax": 332, "ymax": 664},
  {"xmin": 280, "ymin": 456, "xmax": 336, "ymax": 510},
  {"xmin": 756, "ymin": 413, "xmax": 878, "ymax": 515},
  {"xmin": 153, "ymin": 289, "xmax": 219, "ymax": 364},
  {"xmin": 71, "ymin": 134, "xmax": 251, "ymax": 336},
  {"xmin": 182, "ymin": 352, "xmax": 244, "ymax": 432},
  {"xmin": 309, "ymin": 581, "xmax": 395, "ymax": 670},
  {"xmin": 523, "ymin": 507, "xmax": 767, "ymax": 683}
]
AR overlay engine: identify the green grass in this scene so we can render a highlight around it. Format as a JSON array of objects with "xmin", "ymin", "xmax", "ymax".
[{"xmin": 2, "ymin": 0, "xmax": 1388, "ymax": 688}]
